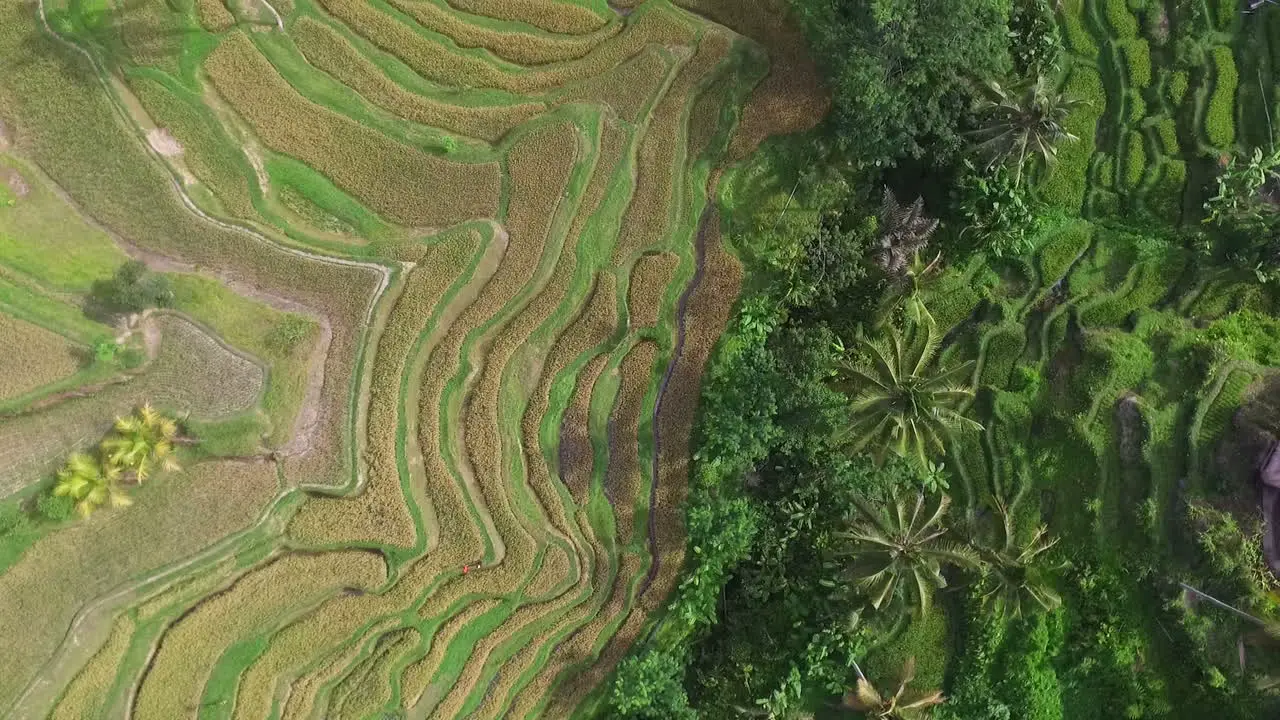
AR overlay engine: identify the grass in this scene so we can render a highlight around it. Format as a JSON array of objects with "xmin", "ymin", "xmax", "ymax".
[
  {"xmin": 0, "ymin": 313, "xmax": 84, "ymax": 402},
  {"xmin": 204, "ymin": 31, "xmax": 502, "ymax": 227}
]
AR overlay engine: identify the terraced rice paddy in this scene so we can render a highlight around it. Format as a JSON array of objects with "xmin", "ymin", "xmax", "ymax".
[{"xmin": 0, "ymin": 0, "xmax": 824, "ymax": 716}]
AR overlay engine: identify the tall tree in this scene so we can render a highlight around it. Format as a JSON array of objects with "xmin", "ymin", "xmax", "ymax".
[
  {"xmin": 970, "ymin": 76, "xmax": 1085, "ymax": 184},
  {"xmin": 835, "ymin": 311, "xmax": 980, "ymax": 468},
  {"xmin": 837, "ymin": 491, "xmax": 980, "ymax": 614},
  {"xmin": 977, "ymin": 506, "xmax": 1064, "ymax": 618},
  {"xmin": 874, "ymin": 188, "xmax": 940, "ymax": 279},
  {"xmin": 791, "ymin": 0, "xmax": 1013, "ymax": 167},
  {"xmin": 844, "ymin": 656, "xmax": 946, "ymax": 719},
  {"xmin": 52, "ymin": 453, "xmax": 130, "ymax": 517},
  {"xmin": 101, "ymin": 403, "xmax": 180, "ymax": 483}
]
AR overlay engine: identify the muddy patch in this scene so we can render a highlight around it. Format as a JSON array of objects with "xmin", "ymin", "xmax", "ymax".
[
  {"xmin": 147, "ymin": 128, "xmax": 184, "ymax": 157},
  {"xmin": 2, "ymin": 168, "xmax": 29, "ymax": 198}
]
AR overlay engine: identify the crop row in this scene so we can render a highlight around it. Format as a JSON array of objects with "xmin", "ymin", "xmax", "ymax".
[{"xmin": 447, "ymin": 0, "xmax": 611, "ymax": 35}]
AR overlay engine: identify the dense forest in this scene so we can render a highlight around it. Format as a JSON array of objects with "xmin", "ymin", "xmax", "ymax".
[{"xmin": 604, "ymin": 0, "xmax": 1280, "ymax": 718}]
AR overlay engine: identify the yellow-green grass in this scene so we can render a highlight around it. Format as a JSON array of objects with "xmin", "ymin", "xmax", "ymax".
[
  {"xmin": 518, "ymin": 550, "xmax": 646, "ymax": 718},
  {"xmin": 389, "ymin": 0, "xmax": 620, "ymax": 65},
  {"xmin": 204, "ymin": 31, "xmax": 501, "ymax": 228},
  {"xmin": 0, "ymin": 314, "xmax": 264, "ymax": 498},
  {"xmin": 326, "ymin": 626, "xmax": 420, "ymax": 719},
  {"xmin": 131, "ymin": 550, "xmax": 386, "ymax": 719},
  {"xmin": 626, "ymin": 252, "xmax": 681, "ymax": 327},
  {"xmin": 446, "ymin": 0, "xmax": 611, "ymax": 35},
  {"xmin": 612, "ymin": 30, "xmax": 733, "ymax": 262},
  {"xmin": 49, "ymin": 614, "xmax": 136, "ymax": 720},
  {"xmin": 0, "ymin": 155, "xmax": 127, "ymax": 293},
  {"xmin": 556, "ymin": 44, "xmax": 674, "ymax": 123},
  {"xmin": 400, "ymin": 598, "xmax": 503, "ymax": 708},
  {"xmin": 166, "ymin": 273, "xmax": 316, "ymax": 448},
  {"xmin": 315, "ymin": 0, "xmax": 693, "ymax": 95},
  {"xmin": 289, "ymin": 233, "xmax": 479, "ymax": 548},
  {"xmin": 290, "ymin": 16, "xmax": 546, "ymax": 144},
  {"xmin": 606, "ymin": 340, "xmax": 659, "ymax": 547},
  {"xmin": 197, "ymin": 0, "xmax": 236, "ymax": 31},
  {"xmin": 278, "ymin": 619, "xmax": 404, "ymax": 720},
  {"xmin": 0, "ymin": 460, "xmax": 278, "ymax": 708},
  {"xmin": 127, "ymin": 71, "xmax": 258, "ymax": 220},
  {"xmin": 0, "ymin": 313, "xmax": 83, "ymax": 402}
]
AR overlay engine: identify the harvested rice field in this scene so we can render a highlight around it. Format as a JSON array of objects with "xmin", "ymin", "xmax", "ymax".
[{"xmin": 0, "ymin": 0, "xmax": 826, "ymax": 716}]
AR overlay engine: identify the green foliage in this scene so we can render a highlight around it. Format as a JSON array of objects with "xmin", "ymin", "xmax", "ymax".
[
  {"xmin": 791, "ymin": 0, "xmax": 1013, "ymax": 166},
  {"xmin": 35, "ymin": 493, "xmax": 75, "ymax": 523},
  {"xmin": 837, "ymin": 491, "xmax": 981, "ymax": 614},
  {"xmin": 864, "ymin": 609, "xmax": 949, "ymax": 691},
  {"xmin": 1037, "ymin": 221, "xmax": 1092, "ymax": 286},
  {"xmin": 1207, "ymin": 46, "xmax": 1238, "ymax": 149},
  {"xmin": 1122, "ymin": 39, "xmax": 1153, "ymax": 88},
  {"xmin": 88, "ymin": 260, "xmax": 174, "ymax": 317},
  {"xmin": 980, "ymin": 324, "xmax": 1027, "ymax": 387},
  {"xmin": 1204, "ymin": 147, "xmax": 1280, "ymax": 231},
  {"xmin": 1167, "ymin": 71, "xmax": 1190, "ymax": 105},
  {"xmin": 1103, "ymin": 0, "xmax": 1140, "ymax": 38},
  {"xmin": 1038, "ymin": 67, "xmax": 1104, "ymax": 212},
  {"xmin": 52, "ymin": 452, "xmax": 130, "ymax": 518},
  {"xmin": 1058, "ymin": 0, "xmax": 1098, "ymax": 55},
  {"xmin": 972, "ymin": 77, "xmax": 1087, "ymax": 184},
  {"xmin": 1185, "ymin": 502, "xmax": 1274, "ymax": 608},
  {"xmin": 1009, "ymin": 0, "xmax": 1063, "ymax": 77},
  {"xmin": 957, "ymin": 161, "xmax": 1040, "ymax": 257},
  {"xmin": 264, "ymin": 314, "xmax": 314, "ymax": 358},
  {"xmin": 608, "ymin": 651, "xmax": 697, "ymax": 720},
  {"xmin": 836, "ymin": 313, "xmax": 982, "ymax": 467}
]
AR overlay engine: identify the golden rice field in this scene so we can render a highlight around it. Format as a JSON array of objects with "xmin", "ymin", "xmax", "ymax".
[{"xmin": 0, "ymin": 0, "xmax": 824, "ymax": 716}]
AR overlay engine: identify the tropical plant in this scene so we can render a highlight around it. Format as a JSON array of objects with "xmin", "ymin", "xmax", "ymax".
[
  {"xmin": 52, "ymin": 453, "xmax": 130, "ymax": 517},
  {"xmin": 836, "ymin": 491, "xmax": 981, "ymax": 614},
  {"xmin": 100, "ymin": 403, "xmax": 180, "ymax": 483},
  {"xmin": 956, "ymin": 160, "xmax": 1039, "ymax": 257},
  {"xmin": 970, "ymin": 76, "xmax": 1085, "ymax": 184},
  {"xmin": 1204, "ymin": 146, "xmax": 1280, "ymax": 231},
  {"xmin": 874, "ymin": 189, "xmax": 940, "ymax": 278},
  {"xmin": 844, "ymin": 657, "xmax": 946, "ymax": 719},
  {"xmin": 835, "ymin": 312, "xmax": 980, "ymax": 468},
  {"xmin": 977, "ymin": 506, "xmax": 1064, "ymax": 618}
]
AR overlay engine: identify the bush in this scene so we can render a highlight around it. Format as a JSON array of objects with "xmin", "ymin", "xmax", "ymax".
[
  {"xmin": 1206, "ymin": 46, "xmax": 1238, "ymax": 149},
  {"xmin": 88, "ymin": 261, "xmax": 174, "ymax": 317},
  {"xmin": 1121, "ymin": 130, "xmax": 1148, "ymax": 190},
  {"xmin": 792, "ymin": 0, "xmax": 1013, "ymax": 166},
  {"xmin": 608, "ymin": 651, "xmax": 697, "ymax": 720},
  {"xmin": 36, "ymin": 493, "xmax": 75, "ymax": 522},
  {"xmin": 1167, "ymin": 71, "xmax": 1190, "ymax": 105},
  {"xmin": 1104, "ymin": 0, "xmax": 1140, "ymax": 38},
  {"xmin": 1039, "ymin": 67, "xmax": 1104, "ymax": 211},
  {"xmin": 1123, "ymin": 39, "xmax": 1153, "ymax": 88},
  {"xmin": 956, "ymin": 161, "xmax": 1039, "ymax": 257}
]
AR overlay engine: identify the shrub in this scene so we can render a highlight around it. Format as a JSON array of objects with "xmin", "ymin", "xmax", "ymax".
[
  {"xmin": 1121, "ymin": 130, "xmax": 1148, "ymax": 190},
  {"xmin": 607, "ymin": 650, "xmax": 697, "ymax": 719},
  {"xmin": 1167, "ymin": 71, "xmax": 1190, "ymax": 105},
  {"xmin": 1038, "ymin": 67, "xmax": 1104, "ymax": 211},
  {"xmin": 88, "ymin": 260, "xmax": 174, "ymax": 317},
  {"xmin": 956, "ymin": 161, "xmax": 1039, "ymax": 257},
  {"xmin": 36, "ymin": 493, "xmax": 75, "ymax": 522},
  {"xmin": 1123, "ymin": 39, "xmax": 1153, "ymax": 88},
  {"xmin": 1104, "ymin": 0, "xmax": 1140, "ymax": 38},
  {"xmin": 1206, "ymin": 46, "xmax": 1238, "ymax": 149}
]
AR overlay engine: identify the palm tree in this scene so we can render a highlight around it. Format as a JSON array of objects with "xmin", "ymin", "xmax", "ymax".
[
  {"xmin": 836, "ymin": 315, "xmax": 981, "ymax": 469},
  {"xmin": 970, "ymin": 76, "xmax": 1086, "ymax": 185},
  {"xmin": 843, "ymin": 657, "xmax": 945, "ymax": 719},
  {"xmin": 100, "ymin": 403, "xmax": 180, "ymax": 483},
  {"xmin": 875, "ymin": 189, "xmax": 939, "ymax": 279},
  {"xmin": 837, "ymin": 492, "xmax": 981, "ymax": 614},
  {"xmin": 52, "ymin": 453, "xmax": 131, "ymax": 517},
  {"xmin": 977, "ymin": 506, "xmax": 1064, "ymax": 618}
]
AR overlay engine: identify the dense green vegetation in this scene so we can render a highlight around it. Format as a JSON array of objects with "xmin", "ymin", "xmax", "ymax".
[{"xmin": 606, "ymin": 0, "xmax": 1280, "ymax": 718}]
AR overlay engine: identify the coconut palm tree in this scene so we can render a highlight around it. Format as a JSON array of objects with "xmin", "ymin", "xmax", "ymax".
[
  {"xmin": 843, "ymin": 657, "xmax": 945, "ymax": 719},
  {"xmin": 970, "ymin": 76, "xmax": 1086, "ymax": 185},
  {"xmin": 875, "ymin": 189, "xmax": 940, "ymax": 279},
  {"xmin": 100, "ymin": 403, "xmax": 180, "ymax": 483},
  {"xmin": 837, "ymin": 492, "xmax": 981, "ymax": 614},
  {"xmin": 835, "ymin": 314, "xmax": 981, "ymax": 469},
  {"xmin": 52, "ymin": 453, "xmax": 130, "ymax": 517},
  {"xmin": 977, "ymin": 506, "xmax": 1064, "ymax": 618}
]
